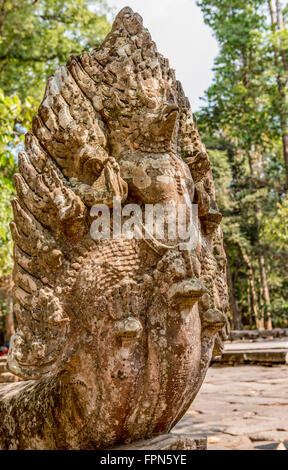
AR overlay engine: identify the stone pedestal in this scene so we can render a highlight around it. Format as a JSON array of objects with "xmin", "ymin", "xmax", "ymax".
[{"xmin": 109, "ymin": 433, "xmax": 207, "ymax": 450}]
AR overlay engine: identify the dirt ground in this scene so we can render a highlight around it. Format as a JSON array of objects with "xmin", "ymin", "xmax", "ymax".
[{"xmin": 174, "ymin": 364, "xmax": 288, "ymax": 450}]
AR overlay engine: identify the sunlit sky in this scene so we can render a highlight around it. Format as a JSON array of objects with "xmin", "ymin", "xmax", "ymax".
[{"xmin": 105, "ymin": 0, "xmax": 219, "ymax": 111}]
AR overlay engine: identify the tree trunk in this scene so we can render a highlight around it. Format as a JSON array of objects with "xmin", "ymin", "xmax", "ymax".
[
  {"xmin": 240, "ymin": 245, "xmax": 264, "ymax": 330},
  {"xmin": 268, "ymin": 0, "xmax": 276, "ymax": 24},
  {"xmin": 0, "ymin": 0, "xmax": 7, "ymax": 36},
  {"xmin": 226, "ymin": 253, "xmax": 243, "ymax": 329},
  {"xmin": 268, "ymin": 0, "xmax": 288, "ymax": 188},
  {"xmin": 253, "ymin": 204, "xmax": 272, "ymax": 330},
  {"xmin": 281, "ymin": 133, "xmax": 288, "ymax": 188},
  {"xmin": 274, "ymin": 0, "xmax": 288, "ymax": 78},
  {"xmin": 258, "ymin": 254, "xmax": 273, "ymax": 329},
  {"xmin": 247, "ymin": 282, "xmax": 254, "ymax": 328},
  {"xmin": 276, "ymin": 0, "xmax": 284, "ymax": 33}
]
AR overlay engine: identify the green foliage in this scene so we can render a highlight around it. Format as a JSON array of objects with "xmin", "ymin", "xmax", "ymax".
[
  {"xmin": 0, "ymin": 182, "xmax": 14, "ymax": 276},
  {"xmin": 197, "ymin": 0, "xmax": 280, "ymax": 155},
  {"xmin": 261, "ymin": 196, "xmax": 288, "ymax": 250},
  {"xmin": 208, "ymin": 147, "xmax": 233, "ymax": 214},
  {"xmin": 0, "ymin": 0, "xmax": 111, "ymax": 101},
  {"xmin": 0, "ymin": 296, "xmax": 8, "ymax": 335},
  {"xmin": 197, "ymin": 0, "xmax": 288, "ymax": 328},
  {"xmin": 0, "ymin": 88, "xmax": 37, "ymax": 276},
  {"xmin": 270, "ymin": 297, "xmax": 288, "ymax": 325},
  {"xmin": 0, "ymin": 89, "xmax": 37, "ymax": 170}
]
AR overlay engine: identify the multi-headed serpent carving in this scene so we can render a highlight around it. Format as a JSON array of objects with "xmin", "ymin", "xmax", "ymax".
[{"xmin": 0, "ymin": 8, "xmax": 229, "ymax": 449}]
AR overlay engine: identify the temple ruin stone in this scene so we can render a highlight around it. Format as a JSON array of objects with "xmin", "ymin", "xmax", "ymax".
[{"xmin": 0, "ymin": 7, "xmax": 229, "ymax": 449}]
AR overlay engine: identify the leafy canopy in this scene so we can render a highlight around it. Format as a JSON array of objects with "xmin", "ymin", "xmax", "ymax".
[{"xmin": 0, "ymin": 0, "xmax": 111, "ymax": 101}]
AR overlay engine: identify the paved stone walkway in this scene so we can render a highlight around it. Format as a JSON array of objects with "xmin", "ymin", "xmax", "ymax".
[{"xmin": 174, "ymin": 365, "xmax": 288, "ymax": 450}]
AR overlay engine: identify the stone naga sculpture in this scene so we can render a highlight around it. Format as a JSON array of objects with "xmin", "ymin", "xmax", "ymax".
[{"xmin": 0, "ymin": 7, "xmax": 229, "ymax": 449}]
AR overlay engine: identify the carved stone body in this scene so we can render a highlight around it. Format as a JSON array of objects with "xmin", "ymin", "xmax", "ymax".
[{"xmin": 0, "ymin": 8, "xmax": 229, "ymax": 449}]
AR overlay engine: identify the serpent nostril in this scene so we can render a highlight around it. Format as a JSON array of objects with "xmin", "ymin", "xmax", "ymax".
[
  {"xmin": 201, "ymin": 309, "xmax": 227, "ymax": 330},
  {"xmin": 114, "ymin": 317, "xmax": 143, "ymax": 342}
]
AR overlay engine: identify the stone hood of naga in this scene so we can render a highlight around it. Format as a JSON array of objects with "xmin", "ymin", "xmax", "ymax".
[{"xmin": 3, "ymin": 7, "xmax": 229, "ymax": 449}]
